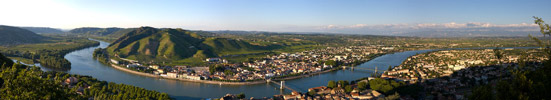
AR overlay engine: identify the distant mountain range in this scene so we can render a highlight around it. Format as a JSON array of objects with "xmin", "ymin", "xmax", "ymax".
[
  {"xmin": 318, "ymin": 23, "xmax": 542, "ymax": 37},
  {"xmin": 69, "ymin": 27, "xmax": 136, "ymax": 37},
  {"xmin": 19, "ymin": 27, "xmax": 64, "ymax": 34},
  {"xmin": 9, "ymin": 25, "xmax": 545, "ymax": 38},
  {"xmin": 106, "ymin": 27, "xmax": 273, "ymax": 62},
  {"xmin": 0, "ymin": 25, "xmax": 46, "ymax": 45}
]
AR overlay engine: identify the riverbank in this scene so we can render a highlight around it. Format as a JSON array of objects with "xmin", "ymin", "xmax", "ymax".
[
  {"xmin": 110, "ymin": 64, "xmax": 356, "ymax": 85},
  {"xmin": 110, "ymin": 64, "xmax": 267, "ymax": 85},
  {"xmin": 110, "ymin": 64, "xmax": 160, "ymax": 78}
]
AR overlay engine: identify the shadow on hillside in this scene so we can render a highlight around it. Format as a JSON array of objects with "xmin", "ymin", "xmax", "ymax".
[{"xmin": 380, "ymin": 62, "xmax": 543, "ymax": 99}]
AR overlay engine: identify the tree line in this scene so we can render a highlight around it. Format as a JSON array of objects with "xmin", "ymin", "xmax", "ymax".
[{"xmin": 0, "ymin": 41, "xmax": 99, "ymax": 70}]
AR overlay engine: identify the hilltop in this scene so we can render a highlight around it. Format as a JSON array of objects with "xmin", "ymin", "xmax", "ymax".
[
  {"xmin": 0, "ymin": 25, "xmax": 46, "ymax": 45},
  {"xmin": 105, "ymin": 27, "xmax": 273, "ymax": 64}
]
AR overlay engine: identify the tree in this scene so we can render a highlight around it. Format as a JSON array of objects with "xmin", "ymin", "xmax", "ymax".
[
  {"xmin": 345, "ymin": 85, "xmax": 353, "ymax": 93},
  {"xmin": 327, "ymin": 80, "xmax": 336, "ymax": 88},
  {"xmin": 237, "ymin": 93, "xmax": 245, "ymax": 99},
  {"xmin": 532, "ymin": 16, "xmax": 551, "ymax": 61},
  {"xmin": 369, "ymin": 78, "xmax": 404, "ymax": 94},
  {"xmin": 224, "ymin": 70, "xmax": 234, "ymax": 76},
  {"xmin": 357, "ymin": 81, "xmax": 368, "ymax": 90},
  {"xmin": 338, "ymin": 80, "xmax": 349, "ymax": 87},
  {"xmin": 493, "ymin": 48, "xmax": 503, "ymax": 63},
  {"xmin": 325, "ymin": 60, "xmax": 336, "ymax": 66},
  {"xmin": 468, "ymin": 17, "xmax": 551, "ymax": 100},
  {"xmin": 378, "ymin": 92, "xmax": 400, "ymax": 100},
  {"xmin": 0, "ymin": 53, "xmax": 14, "ymax": 68},
  {"xmin": 468, "ymin": 85, "xmax": 495, "ymax": 100},
  {"xmin": 209, "ymin": 65, "xmax": 216, "ymax": 74},
  {"xmin": 308, "ymin": 90, "xmax": 317, "ymax": 96},
  {"xmin": 0, "ymin": 64, "xmax": 80, "ymax": 99}
]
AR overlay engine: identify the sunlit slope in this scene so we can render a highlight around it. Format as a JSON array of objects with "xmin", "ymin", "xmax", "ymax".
[{"xmin": 105, "ymin": 26, "xmax": 276, "ymax": 63}]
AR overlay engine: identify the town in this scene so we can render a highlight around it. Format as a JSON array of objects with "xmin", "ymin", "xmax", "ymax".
[
  {"xmin": 383, "ymin": 48, "xmax": 546, "ymax": 81},
  {"xmin": 380, "ymin": 48, "xmax": 548, "ymax": 99},
  {"xmin": 107, "ymin": 45, "xmax": 400, "ymax": 83},
  {"xmin": 218, "ymin": 48, "xmax": 548, "ymax": 100}
]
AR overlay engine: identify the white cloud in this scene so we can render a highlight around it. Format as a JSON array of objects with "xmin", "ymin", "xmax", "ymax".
[{"xmin": 320, "ymin": 22, "xmax": 538, "ymax": 30}]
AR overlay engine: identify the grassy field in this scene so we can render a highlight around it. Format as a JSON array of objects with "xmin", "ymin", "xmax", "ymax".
[
  {"xmin": 0, "ymin": 36, "xmax": 98, "ymax": 52},
  {"xmin": 273, "ymin": 44, "xmax": 324, "ymax": 53}
]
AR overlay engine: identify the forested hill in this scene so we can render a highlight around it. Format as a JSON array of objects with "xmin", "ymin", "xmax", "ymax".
[
  {"xmin": 203, "ymin": 37, "xmax": 276, "ymax": 55},
  {"xmin": 19, "ymin": 27, "xmax": 64, "ymax": 34},
  {"xmin": 0, "ymin": 25, "xmax": 46, "ymax": 45},
  {"xmin": 107, "ymin": 27, "xmax": 214, "ymax": 61},
  {"xmin": 69, "ymin": 27, "xmax": 135, "ymax": 37},
  {"xmin": 106, "ymin": 27, "xmax": 275, "ymax": 62}
]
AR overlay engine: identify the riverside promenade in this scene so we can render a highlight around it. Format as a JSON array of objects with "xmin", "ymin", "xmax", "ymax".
[{"xmin": 109, "ymin": 64, "xmax": 347, "ymax": 85}]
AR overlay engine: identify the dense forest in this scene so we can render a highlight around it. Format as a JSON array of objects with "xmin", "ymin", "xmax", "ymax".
[
  {"xmin": 0, "ymin": 53, "xmax": 171, "ymax": 100},
  {"xmin": 37, "ymin": 50, "xmax": 72, "ymax": 70}
]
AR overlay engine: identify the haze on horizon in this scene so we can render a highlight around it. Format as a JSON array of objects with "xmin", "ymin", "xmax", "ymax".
[{"xmin": 1, "ymin": 0, "xmax": 550, "ymax": 35}]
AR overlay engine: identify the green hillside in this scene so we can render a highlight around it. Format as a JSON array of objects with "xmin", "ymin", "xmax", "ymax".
[
  {"xmin": 0, "ymin": 25, "xmax": 46, "ymax": 45},
  {"xmin": 69, "ymin": 27, "xmax": 135, "ymax": 37},
  {"xmin": 105, "ymin": 28, "xmax": 136, "ymax": 37},
  {"xmin": 105, "ymin": 27, "xmax": 276, "ymax": 65},
  {"xmin": 69, "ymin": 27, "xmax": 136, "ymax": 42},
  {"xmin": 203, "ymin": 38, "xmax": 272, "ymax": 55},
  {"xmin": 108, "ymin": 27, "xmax": 208, "ymax": 62}
]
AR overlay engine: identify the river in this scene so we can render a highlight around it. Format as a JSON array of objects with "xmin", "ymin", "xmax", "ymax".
[{"xmin": 52, "ymin": 39, "xmax": 522, "ymax": 99}]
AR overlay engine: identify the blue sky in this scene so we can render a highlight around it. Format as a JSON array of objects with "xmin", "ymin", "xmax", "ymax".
[{"xmin": 0, "ymin": 0, "xmax": 550, "ymax": 32}]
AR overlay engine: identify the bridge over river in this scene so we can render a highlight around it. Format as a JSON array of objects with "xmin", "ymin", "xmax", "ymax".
[
  {"xmin": 265, "ymin": 66, "xmax": 380, "ymax": 93},
  {"xmin": 267, "ymin": 79, "xmax": 298, "ymax": 92}
]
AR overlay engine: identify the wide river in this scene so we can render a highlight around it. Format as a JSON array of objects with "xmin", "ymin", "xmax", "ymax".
[{"xmin": 57, "ymin": 39, "xmax": 433, "ymax": 99}]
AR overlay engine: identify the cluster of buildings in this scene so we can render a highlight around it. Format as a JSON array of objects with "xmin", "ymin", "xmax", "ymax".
[
  {"xmin": 220, "ymin": 78, "xmax": 391, "ymax": 100},
  {"xmin": 61, "ymin": 77, "xmax": 90, "ymax": 95},
  {"xmin": 382, "ymin": 49, "xmax": 546, "ymax": 81},
  {"xmin": 422, "ymin": 65, "xmax": 508, "ymax": 99},
  {"xmin": 296, "ymin": 86, "xmax": 386, "ymax": 100},
  {"xmin": 110, "ymin": 46, "xmax": 399, "ymax": 82},
  {"xmin": 231, "ymin": 46, "xmax": 396, "ymax": 81},
  {"xmin": 381, "ymin": 49, "xmax": 547, "ymax": 99}
]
